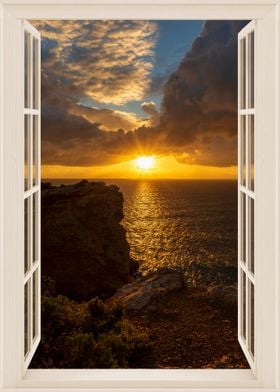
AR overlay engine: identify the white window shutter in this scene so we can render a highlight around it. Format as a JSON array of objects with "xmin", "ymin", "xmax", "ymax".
[{"xmin": 23, "ymin": 20, "xmax": 41, "ymax": 368}]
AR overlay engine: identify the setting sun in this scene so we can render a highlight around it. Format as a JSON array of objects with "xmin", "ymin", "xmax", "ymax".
[{"xmin": 134, "ymin": 156, "xmax": 155, "ymax": 170}]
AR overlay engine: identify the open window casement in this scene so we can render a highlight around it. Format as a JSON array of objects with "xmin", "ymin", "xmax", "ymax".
[
  {"xmin": 238, "ymin": 20, "xmax": 256, "ymax": 373},
  {"xmin": 0, "ymin": 1, "xmax": 279, "ymax": 391},
  {"xmin": 23, "ymin": 20, "xmax": 41, "ymax": 370}
]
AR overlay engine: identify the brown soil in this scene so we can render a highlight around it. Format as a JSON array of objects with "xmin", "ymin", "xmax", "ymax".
[{"xmin": 128, "ymin": 287, "xmax": 249, "ymax": 369}]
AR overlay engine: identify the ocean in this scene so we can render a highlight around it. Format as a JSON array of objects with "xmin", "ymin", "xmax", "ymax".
[{"xmin": 44, "ymin": 179, "xmax": 238, "ymax": 276}]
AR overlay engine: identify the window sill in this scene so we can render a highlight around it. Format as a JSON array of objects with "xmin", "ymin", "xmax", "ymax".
[{"xmin": 18, "ymin": 369, "xmax": 259, "ymax": 390}]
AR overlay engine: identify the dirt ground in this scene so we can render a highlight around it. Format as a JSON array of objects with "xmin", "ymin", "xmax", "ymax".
[{"xmin": 129, "ymin": 287, "xmax": 249, "ymax": 369}]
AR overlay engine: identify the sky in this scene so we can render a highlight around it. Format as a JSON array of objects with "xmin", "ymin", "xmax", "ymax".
[{"xmin": 32, "ymin": 19, "xmax": 247, "ymax": 179}]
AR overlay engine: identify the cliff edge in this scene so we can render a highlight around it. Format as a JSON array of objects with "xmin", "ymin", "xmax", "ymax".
[{"xmin": 41, "ymin": 180, "xmax": 132, "ymax": 300}]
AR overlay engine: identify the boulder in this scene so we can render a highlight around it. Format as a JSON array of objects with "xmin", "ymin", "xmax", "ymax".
[
  {"xmin": 207, "ymin": 284, "xmax": 237, "ymax": 315},
  {"xmin": 41, "ymin": 180, "xmax": 132, "ymax": 300},
  {"xmin": 108, "ymin": 271, "xmax": 184, "ymax": 311}
]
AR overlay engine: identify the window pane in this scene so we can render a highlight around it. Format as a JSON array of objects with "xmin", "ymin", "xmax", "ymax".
[
  {"xmin": 248, "ymin": 32, "xmax": 254, "ymax": 109},
  {"xmin": 33, "ymin": 38, "xmax": 39, "ymax": 109},
  {"xmin": 241, "ymin": 38, "xmax": 246, "ymax": 109},
  {"xmin": 241, "ymin": 116, "xmax": 246, "ymax": 186},
  {"xmin": 241, "ymin": 271, "xmax": 246, "ymax": 341},
  {"xmin": 241, "ymin": 192, "xmax": 246, "ymax": 264},
  {"xmin": 248, "ymin": 198, "xmax": 254, "ymax": 274},
  {"xmin": 32, "ymin": 116, "xmax": 39, "ymax": 186},
  {"xmin": 24, "ymin": 282, "xmax": 30, "ymax": 356},
  {"xmin": 249, "ymin": 115, "xmax": 254, "ymax": 191},
  {"xmin": 33, "ymin": 192, "xmax": 39, "ymax": 263},
  {"xmin": 24, "ymin": 115, "xmax": 30, "ymax": 191},
  {"xmin": 24, "ymin": 31, "xmax": 31, "ymax": 109},
  {"xmin": 249, "ymin": 280, "xmax": 255, "ymax": 356},
  {"xmin": 24, "ymin": 198, "xmax": 30, "ymax": 274},
  {"xmin": 32, "ymin": 270, "xmax": 38, "ymax": 340}
]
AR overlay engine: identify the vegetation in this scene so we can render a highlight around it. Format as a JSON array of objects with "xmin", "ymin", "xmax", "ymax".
[{"xmin": 31, "ymin": 278, "xmax": 150, "ymax": 368}]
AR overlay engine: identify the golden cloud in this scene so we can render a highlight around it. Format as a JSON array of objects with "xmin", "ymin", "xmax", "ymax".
[
  {"xmin": 69, "ymin": 105, "xmax": 144, "ymax": 132},
  {"xmin": 33, "ymin": 20, "xmax": 158, "ymax": 105}
]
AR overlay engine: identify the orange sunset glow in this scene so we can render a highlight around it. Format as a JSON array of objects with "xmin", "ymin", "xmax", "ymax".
[
  {"xmin": 31, "ymin": 19, "xmax": 243, "ymax": 181},
  {"xmin": 42, "ymin": 155, "xmax": 237, "ymax": 180}
]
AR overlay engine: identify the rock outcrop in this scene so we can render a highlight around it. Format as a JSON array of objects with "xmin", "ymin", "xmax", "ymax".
[
  {"xmin": 107, "ymin": 271, "xmax": 184, "ymax": 311},
  {"xmin": 41, "ymin": 180, "xmax": 132, "ymax": 301}
]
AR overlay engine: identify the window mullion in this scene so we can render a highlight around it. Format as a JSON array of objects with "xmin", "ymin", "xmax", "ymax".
[
  {"xmin": 24, "ymin": 260, "xmax": 39, "ymax": 286},
  {"xmin": 24, "ymin": 185, "xmax": 40, "ymax": 200}
]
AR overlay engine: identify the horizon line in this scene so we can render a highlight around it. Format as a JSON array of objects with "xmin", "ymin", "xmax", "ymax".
[{"xmin": 41, "ymin": 177, "xmax": 238, "ymax": 181}]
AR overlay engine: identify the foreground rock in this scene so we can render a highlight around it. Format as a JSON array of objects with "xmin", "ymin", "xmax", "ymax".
[
  {"xmin": 42, "ymin": 180, "xmax": 132, "ymax": 301},
  {"xmin": 108, "ymin": 271, "xmax": 183, "ymax": 311}
]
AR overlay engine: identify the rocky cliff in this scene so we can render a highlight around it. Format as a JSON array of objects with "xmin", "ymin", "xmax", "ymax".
[{"xmin": 41, "ymin": 180, "xmax": 133, "ymax": 301}]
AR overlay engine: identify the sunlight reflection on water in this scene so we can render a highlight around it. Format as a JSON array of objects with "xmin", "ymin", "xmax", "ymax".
[{"xmin": 118, "ymin": 180, "xmax": 237, "ymax": 275}]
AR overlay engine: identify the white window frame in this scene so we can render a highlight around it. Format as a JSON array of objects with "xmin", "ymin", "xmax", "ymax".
[{"xmin": 0, "ymin": 1, "xmax": 280, "ymax": 391}]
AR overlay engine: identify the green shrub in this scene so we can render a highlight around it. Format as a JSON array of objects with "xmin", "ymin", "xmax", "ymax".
[{"xmin": 30, "ymin": 283, "xmax": 150, "ymax": 368}]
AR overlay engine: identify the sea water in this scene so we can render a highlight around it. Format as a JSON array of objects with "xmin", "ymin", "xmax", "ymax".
[{"xmin": 45, "ymin": 179, "xmax": 237, "ymax": 276}]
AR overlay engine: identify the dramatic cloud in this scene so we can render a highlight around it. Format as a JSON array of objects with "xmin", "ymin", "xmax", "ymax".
[
  {"xmin": 34, "ymin": 20, "xmax": 248, "ymax": 168},
  {"xmin": 69, "ymin": 105, "xmax": 142, "ymax": 132},
  {"xmin": 41, "ymin": 106, "xmax": 162, "ymax": 166},
  {"xmin": 141, "ymin": 101, "xmax": 160, "ymax": 127},
  {"xmin": 33, "ymin": 20, "xmax": 158, "ymax": 105},
  {"xmin": 159, "ymin": 20, "xmax": 247, "ymax": 166}
]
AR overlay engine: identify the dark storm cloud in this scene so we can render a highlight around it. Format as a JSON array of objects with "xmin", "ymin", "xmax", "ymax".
[
  {"xmin": 42, "ymin": 107, "xmax": 162, "ymax": 166},
  {"xmin": 36, "ymin": 20, "xmax": 247, "ymax": 167},
  {"xmin": 159, "ymin": 20, "xmax": 248, "ymax": 166}
]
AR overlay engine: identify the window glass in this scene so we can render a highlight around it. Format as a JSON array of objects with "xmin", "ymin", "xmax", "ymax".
[
  {"xmin": 248, "ymin": 197, "xmax": 254, "ymax": 274},
  {"xmin": 241, "ymin": 116, "xmax": 246, "ymax": 186},
  {"xmin": 32, "ymin": 116, "xmax": 39, "ymax": 186},
  {"xmin": 249, "ymin": 32, "xmax": 254, "ymax": 109},
  {"xmin": 24, "ymin": 198, "xmax": 30, "ymax": 274},
  {"xmin": 24, "ymin": 31, "xmax": 31, "ymax": 109},
  {"xmin": 33, "ymin": 38, "xmax": 39, "ymax": 109},
  {"xmin": 249, "ymin": 280, "xmax": 255, "ymax": 356},
  {"xmin": 241, "ymin": 192, "xmax": 246, "ymax": 264},
  {"xmin": 241, "ymin": 271, "xmax": 247, "ymax": 340},
  {"xmin": 24, "ymin": 115, "xmax": 30, "ymax": 191},
  {"xmin": 241, "ymin": 38, "xmax": 246, "ymax": 109},
  {"xmin": 33, "ymin": 193, "xmax": 39, "ymax": 263},
  {"xmin": 249, "ymin": 115, "xmax": 254, "ymax": 191},
  {"xmin": 24, "ymin": 282, "xmax": 30, "ymax": 356},
  {"xmin": 33, "ymin": 271, "xmax": 38, "ymax": 339}
]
